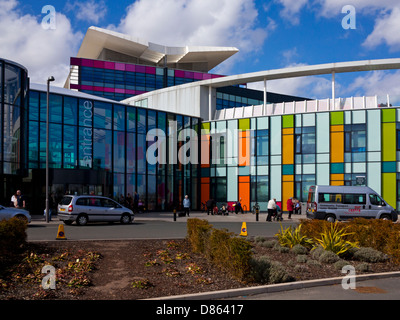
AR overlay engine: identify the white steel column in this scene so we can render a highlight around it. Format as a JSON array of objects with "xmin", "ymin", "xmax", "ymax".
[
  {"xmin": 332, "ymin": 71, "xmax": 336, "ymax": 109},
  {"xmin": 209, "ymin": 86, "xmax": 212, "ymax": 120},
  {"xmin": 263, "ymin": 78, "xmax": 267, "ymax": 114}
]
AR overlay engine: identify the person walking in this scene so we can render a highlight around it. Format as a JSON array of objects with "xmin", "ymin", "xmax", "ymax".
[
  {"xmin": 14, "ymin": 190, "xmax": 26, "ymax": 209},
  {"xmin": 267, "ymin": 198, "xmax": 276, "ymax": 222},
  {"xmin": 287, "ymin": 197, "xmax": 294, "ymax": 219},
  {"xmin": 133, "ymin": 191, "xmax": 139, "ymax": 213},
  {"xmin": 183, "ymin": 195, "xmax": 191, "ymax": 217}
]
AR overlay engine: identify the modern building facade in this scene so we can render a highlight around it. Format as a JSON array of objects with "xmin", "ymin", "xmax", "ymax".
[{"xmin": 2, "ymin": 27, "xmax": 400, "ymax": 216}]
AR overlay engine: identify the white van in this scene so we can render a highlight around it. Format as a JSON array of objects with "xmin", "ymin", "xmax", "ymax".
[{"xmin": 306, "ymin": 185, "xmax": 398, "ymax": 222}]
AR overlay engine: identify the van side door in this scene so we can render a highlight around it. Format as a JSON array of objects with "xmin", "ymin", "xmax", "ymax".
[
  {"xmin": 343, "ymin": 193, "xmax": 367, "ymax": 219},
  {"xmin": 368, "ymin": 194, "xmax": 386, "ymax": 218}
]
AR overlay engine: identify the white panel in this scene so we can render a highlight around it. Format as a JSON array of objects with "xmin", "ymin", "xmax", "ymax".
[
  {"xmin": 316, "ymin": 112, "xmax": 330, "ymax": 153},
  {"xmin": 270, "ymin": 165, "xmax": 282, "ymax": 201},
  {"xmin": 367, "ymin": 110, "xmax": 381, "ymax": 151},
  {"xmin": 367, "ymin": 162, "xmax": 381, "ymax": 194},
  {"xmin": 270, "ymin": 116, "xmax": 281, "ymax": 155},
  {"xmin": 227, "ymin": 167, "xmax": 238, "ymax": 201},
  {"xmin": 316, "ymin": 164, "xmax": 330, "ymax": 185}
]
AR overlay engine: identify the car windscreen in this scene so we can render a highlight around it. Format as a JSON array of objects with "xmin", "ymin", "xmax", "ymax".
[{"xmin": 59, "ymin": 196, "xmax": 73, "ymax": 205}]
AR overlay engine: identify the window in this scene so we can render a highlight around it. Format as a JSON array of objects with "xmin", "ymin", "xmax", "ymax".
[
  {"xmin": 369, "ymin": 194, "xmax": 385, "ymax": 206},
  {"xmin": 343, "ymin": 194, "xmax": 366, "ymax": 205},
  {"xmin": 319, "ymin": 193, "xmax": 342, "ymax": 203}
]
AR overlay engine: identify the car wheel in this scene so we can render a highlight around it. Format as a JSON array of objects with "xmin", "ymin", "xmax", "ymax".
[
  {"xmin": 76, "ymin": 214, "xmax": 88, "ymax": 226},
  {"xmin": 15, "ymin": 215, "xmax": 28, "ymax": 223},
  {"xmin": 120, "ymin": 213, "xmax": 131, "ymax": 224},
  {"xmin": 325, "ymin": 214, "xmax": 336, "ymax": 222}
]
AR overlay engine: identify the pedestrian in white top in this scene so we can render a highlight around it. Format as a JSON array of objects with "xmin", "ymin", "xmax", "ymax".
[{"xmin": 267, "ymin": 198, "xmax": 276, "ymax": 222}]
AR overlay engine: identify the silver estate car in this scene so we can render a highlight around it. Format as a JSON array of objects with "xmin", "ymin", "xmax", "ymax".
[
  {"xmin": 0, "ymin": 205, "xmax": 31, "ymax": 223},
  {"xmin": 58, "ymin": 195, "xmax": 134, "ymax": 226}
]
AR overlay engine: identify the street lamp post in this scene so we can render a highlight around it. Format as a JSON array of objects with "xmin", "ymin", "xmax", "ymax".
[{"xmin": 46, "ymin": 76, "xmax": 55, "ymax": 223}]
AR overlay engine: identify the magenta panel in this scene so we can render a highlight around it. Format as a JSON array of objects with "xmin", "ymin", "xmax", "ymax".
[
  {"xmin": 104, "ymin": 61, "xmax": 115, "ymax": 70},
  {"xmin": 103, "ymin": 87, "xmax": 114, "ymax": 93},
  {"xmin": 145, "ymin": 66, "xmax": 156, "ymax": 74},
  {"xmin": 81, "ymin": 59, "xmax": 94, "ymax": 67},
  {"xmin": 93, "ymin": 60, "xmax": 104, "ymax": 69},
  {"xmin": 136, "ymin": 65, "xmax": 145, "ymax": 73},
  {"xmin": 80, "ymin": 85, "xmax": 94, "ymax": 90},
  {"xmin": 175, "ymin": 70, "xmax": 185, "ymax": 78},
  {"xmin": 115, "ymin": 63, "xmax": 126, "ymax": 71},
  {"xmin": 115, "ymin": 88, "xmax": 125, "ymax": 94},
  {"xmin": 125, "ymin": 64, "xmax": 136, "ymax": 72},
  {"xmin": 193, "ymin": 72, "xmax": 204, "ymax": 80}
]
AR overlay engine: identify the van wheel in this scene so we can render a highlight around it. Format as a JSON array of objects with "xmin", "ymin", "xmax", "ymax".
[
  {"xmin": 76, "ymin": 214, "xmax": 88, "ymax": 226},
  {"xmin": 325, "ymin": 214, "xmax": 336, "ymax": 222},
  {"xmin": 120, "ymin": 213, "xmax": 131, "ymax": 224},
  {"xmin": 380, "ymin": 214, "xmax": 391, "ymax": 221}
]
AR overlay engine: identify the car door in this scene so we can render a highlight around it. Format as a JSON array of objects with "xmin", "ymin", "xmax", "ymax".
[
  {"xmin": 368, "ymin": 193, "xmax": 386, "ymax": 218},
  {"xmin": 101, "ymin": 198, "xmax": 121, "ymax": 222},
  {"xmin": 86, "ymin": 197, "xmax": 104, "ymax": 222}
]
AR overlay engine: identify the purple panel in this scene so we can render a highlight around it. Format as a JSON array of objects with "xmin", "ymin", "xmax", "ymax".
[
  {"xmin": 93, "ymin": 86, "xmax": 104, "ymax": 92},
  {"xmin": 145, "ymin": 66, "xmax": 156, "ymax": 74},
  {"xmin": 93, "ymin": 60, "xmax": 104, "ymax": 69},
  {"xmin": 126, "ymin": 64, "xmax": 136, "ymax": 72},
  {"xmin": 211, "ymin": 74, "xmax": 224, "ymax": 79},
  {"xmin": 70, "ymin": 84, "xmax": 79, "ymax": 89},
  {"xmin": 175, "ymin": 70, "xmax": 185, "ymax": 78},
  {"xmin": 194, "ymin": 72, "xmax": 204, "ymax": 80},
  {"xmin": 103, "ymin": 87, "xmax": 115, "ymax": 93},
  {"xmin": 136, "ymin": 65, "xmax": 145, "ymax": 73},
  {"xmin": 115, "ymin": 88, "xmax": 125, "ymax": 94},
  {"xmin": 115, "ymin": 63, "xmax": 126, "ymax": 71},
  {"xmin": 104, "ymin": 61, "xmax": 115, "ymax": 70},
  {"xmin": 202, "ymin": 74, "xmax": 212, "ymax": 80},
  {"xmin": 70, "ymin": 57, "xmax": 82, "ymax": 66},
  {"xmin": 184, "ymin": 71, "xmax": 194, "ymax": 79},
  {"xmin": 126, "ymin": 89, "xmax": 137, "ymax": 95},
  {"xmin": 81, "ymin": 59, "xmax": 94, "ymax": 67},
  {"xmin": 81, "ymin": 85, "xmax": 94, "ymax": 90}
]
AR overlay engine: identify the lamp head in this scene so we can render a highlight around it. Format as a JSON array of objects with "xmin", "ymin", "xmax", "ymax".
[{"xmin": 47, "ymin": 76, "xmax": 55, "ymax": 82}]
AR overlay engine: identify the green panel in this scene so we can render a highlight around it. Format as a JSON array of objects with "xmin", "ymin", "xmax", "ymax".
[
  {"xmin": 282, "ymin": 115, "xmax": 294, "ymax": 128},
  {"xmin": 382, "ymin": 162, "xmax": 396, "ymax": 173},
  {"xmin": 382, "ymin": 173, "xmax": 396, "ymax": 208},
  {"xmin": 201, "ymin": 122, "xmax": 210, "ymax": 133},
  {"xmin": 330, "ymin": 111, "xmax": 344, "ymax": 125},
  {"xmin": 382, "ymin": 109, "xmax": 396, "ymax": 123},
  {"xmin": 382, "ymin": 122, "xmax": 396, "ymax": 162},
  {"xmin": 282, "ymin": 164, "xmax": 294, "ymax": 175},
  {"xmin": 330, "ymin": 163, "xmax": 344, "ymax": 174},
  {"xmin": 238, "ymin": 118, "xmax": 250, "ymax": 131}
]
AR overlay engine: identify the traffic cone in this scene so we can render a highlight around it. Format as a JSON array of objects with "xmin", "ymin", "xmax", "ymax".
[
  {"xmin": 240, "ymin": 222, "xmax": 247, "ymax": 237},
  {"xmin": 56, "ymin": 224, "xmax": 67, "ymax": 240}
]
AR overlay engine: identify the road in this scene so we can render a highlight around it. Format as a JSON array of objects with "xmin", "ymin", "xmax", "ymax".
[{"xmin": 27, "ymin": 211, "xmax": 301, "ymax": 241}]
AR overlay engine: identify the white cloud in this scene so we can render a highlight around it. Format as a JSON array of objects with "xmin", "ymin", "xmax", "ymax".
[
  {"xmin": 65, "ymin": 0, "xmax": 107, "ymax": 24},
  {"xmin": 275, "ymin": 0, "xmax": 308, "ymax": 25},
  {"xmin": 0, "ymin": 0, "xmax": 82, "ymax": 86},
  {"xmin": 111, "ymin": 0, "xmax": 271, "ymax": 74},
  {"xmin": 363, "ymin": 7, "xmax": 400, "ymax": 50}
]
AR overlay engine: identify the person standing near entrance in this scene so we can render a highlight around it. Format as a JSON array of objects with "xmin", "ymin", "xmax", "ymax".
[
  {"xmin": 287, "ymin": 197, "xmax": 294, "ymax": 219},
  {"xmin": 133, "ymin": 191, "xmax": 139, "ymax": 213},
  {"xmin": 183, "ymin": 195, "xmax": 191, "ymax": 217},
  {"xmin": 267, "ymin": 198, "xmax": 276, "ymax": 222},
  {"xmin": 14, "ymin": 190, "xmax": 26, "ymax": 209}
]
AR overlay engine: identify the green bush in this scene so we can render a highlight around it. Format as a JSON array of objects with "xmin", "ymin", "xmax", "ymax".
[
  {"xmin": 352, "ymin": 247, "xmax": 389, "ymax": 263},
  {"xmin": 0, "ymin": 218, "xmax": 27, "ymax": 256},
  {"xmin": 276, "ymin": 224, "xmax": 313, "ymax": 249},
  {"xmin": 249, "ymin": 256, "xmax": 293, "ymax": 284},
  {"xmin": 186, "ymin": 218, "xmax": 253, "ymax": 281}
]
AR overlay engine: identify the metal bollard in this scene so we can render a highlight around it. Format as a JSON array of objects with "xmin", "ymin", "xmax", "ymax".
[
  {"xmin": 173, "ymin": 208, "xmax": 177, "ymax": 221},
  {"xmin": 256, "ymin": 207, "xmax": 259, "ymax": 222}
]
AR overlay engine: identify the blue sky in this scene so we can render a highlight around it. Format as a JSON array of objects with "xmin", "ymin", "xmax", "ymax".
[{"xmin": 2, "ymin": 0, "xmax": 400, "ymax": 103}]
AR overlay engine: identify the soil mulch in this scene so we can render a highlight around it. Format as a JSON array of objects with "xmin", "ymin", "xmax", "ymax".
[{"xmin": 1, "ymin": 238, "xmax": 400, "ymax": 300}]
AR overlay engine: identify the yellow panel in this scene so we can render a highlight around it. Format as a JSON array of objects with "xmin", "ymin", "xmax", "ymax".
[
  {"xmin": 282, "ymin": 175, "xmax": 294, "ymax": 182},
  {"xmin": 330, "ymin": 180, "xmax": 344, "ymax": 186},
  {"xmin": 382, "ymin": 173, "xmax": 396, "ymax": 208},
  {"xmin": 330, "ymin": 125, "xmax": 344, "ymax": 132},
  {"xmin": 282, "ymin": 181, "xmax": 294, "ymax": 212},
  {"xmin": 282, "ymin": 134, "xmax": 294, "ymax": 165},
  {"xmin": 330, "ymin": 131, "xmax": 344, "ymax": 163},
  {"xmin": 282, "ymin": 128, "xmax": 294, "ymax": 135},
  {"xmin": 330, "ymin": 174, "xmax": 344, "ymax": 181}
]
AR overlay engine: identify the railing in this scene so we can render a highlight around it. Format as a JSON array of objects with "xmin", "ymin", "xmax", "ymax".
[{"xmin": 214, "ymin": 95, "xmax": 396, "ymax": 120}]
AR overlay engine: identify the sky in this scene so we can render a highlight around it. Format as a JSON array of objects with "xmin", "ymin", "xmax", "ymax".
[{"xmin": 1, "ymin": 0, "xmax": 400, "ymax": 104}]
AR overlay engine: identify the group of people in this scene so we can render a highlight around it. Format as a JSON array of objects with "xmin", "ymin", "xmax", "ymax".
[
  {"xmin": 266, "ymin": 197, "xmax": 301, "ymax": 222},
  {"xmin": 10, "ymin": 190, "xmax": 26, "ymax": 209},
  {"xmin": 119, "ymin": 191, "xmax": 142, "ymax": 213}
]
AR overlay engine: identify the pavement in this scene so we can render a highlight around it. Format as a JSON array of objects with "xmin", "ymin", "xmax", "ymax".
[{"xmin": 30, "ymin": 210, "xmax": 305, "ymax": 225}]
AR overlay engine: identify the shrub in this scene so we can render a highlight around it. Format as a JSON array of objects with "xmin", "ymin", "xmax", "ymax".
[
  {"xmin": 275, "ymin": 224, "xmax": 313, "ymax": 249},
  {"xmin": 352, "ymin": 247, "xmax": 389, "ymax": 263},
  {"xmin": 249, "ymin": 256, "xmax": 293, "ymax": 284},
  {"xmin": 291, "ymin": 244, "xmax": 308, "ymax": 255},
  {"xmin": 318, "ymin": 250, "xmax": 340, "ymax": 264},
  {"xmin": 314, "ymin": 222, "xmax": 358, "ymax": 256},
  {"xmin": 186, "ymin": 218, "xmax": 253, "ymax": 281},
  {"xmin": 187, "ymin": 219, "xmax": 212, "ymax": 254},
  {"xmin": 0, "ymin": 218, "xmax": 27, "ymax": 267}
]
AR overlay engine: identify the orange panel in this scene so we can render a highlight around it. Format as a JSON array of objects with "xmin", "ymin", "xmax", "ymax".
[
  {"xmin": 330, "ymin": 131, "xmax": 344, "ymax": 163},
  {"xmin": 238, "ymin": 182, "xmax": 250, "ymax": 212},
  {"xmin": 200, "ymin": 134, "xmax": 210, "ymax": 167},
  {"xmin": 330, "ymin": 180, "xmax": 344, "ymax": 186},
  {"xmin": 282, "ymin": 128, "xmax": 294, "ymax": 135},
  {"xmin": 330, "ymin": 174, "xmax": 344, "ymax": 181},
  {"xmin": 282, "ymin": 134, "xmax": 294, "ymax": 165},
  {"xmin": 330, "ymin": 125, "xmax": 344, "ymax": 132},
  {"xmin": 238, "ymin": 175, "xmax": 250, "ymax": 183},
  {"xmin": 282, "ymin": 175, "xmax": 294, "ymax": 182},
  {"xmin": 201, "ymin": 182, "xmax": 210, "ymax": 205},
  {"xmin": 282, "ymin": 181, "xmax": 294, "ymax": 212},
  {"xmin": 238, "ymin": 131, "xmax": 250, "ymax": 166}
]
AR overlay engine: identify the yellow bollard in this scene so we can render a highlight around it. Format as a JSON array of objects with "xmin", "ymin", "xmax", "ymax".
[{"xmin": 240, "ymin": 222, "xmax": 247, "ymax": 237}]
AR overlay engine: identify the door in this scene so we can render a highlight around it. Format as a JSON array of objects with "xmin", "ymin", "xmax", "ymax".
[
  {"xmin": 101, "ymin": 198, "xmax": 121, "ymax": 222},
  {"xmin": 342, "ymin": 193, "xmax": 367, "ymax": 219},
  {"xmin": 368, "ymin": 193, "xmax": 387, "ymax": 218}
]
